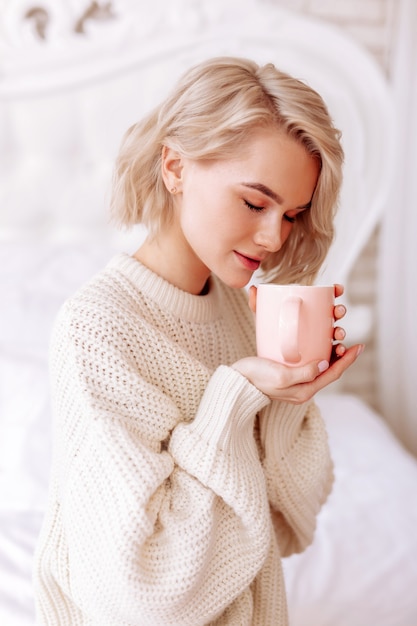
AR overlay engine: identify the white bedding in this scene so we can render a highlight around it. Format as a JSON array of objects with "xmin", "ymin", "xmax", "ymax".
[
  {"xmin": 1, "ymin": 243, "xmax": 417, "ymax": 626},
  {"xmin": 285, "ymin": 393, "xmax": 417, "ymax": 626}
]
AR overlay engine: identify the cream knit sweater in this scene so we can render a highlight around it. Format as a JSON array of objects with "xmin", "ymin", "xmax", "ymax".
[{"xmin": 33, "ymin": 253, "xmax": 333, "ymax": 626}]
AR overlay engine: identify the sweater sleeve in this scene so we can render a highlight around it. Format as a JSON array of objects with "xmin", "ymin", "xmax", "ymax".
[
  {"xmin": 51, "ymin": 306, "xmax": 271, "ymax": 626},
  {"xmin": 257, "ymin": 399, "xmax": 334, "ymax": 557}
]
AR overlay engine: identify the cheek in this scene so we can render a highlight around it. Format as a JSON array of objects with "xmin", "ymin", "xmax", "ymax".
[{"xmin": 179, "ymin": 199, "xmax": 218, "ymax": 252}]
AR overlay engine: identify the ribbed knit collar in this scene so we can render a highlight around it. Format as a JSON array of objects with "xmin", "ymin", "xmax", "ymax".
[{"xmin": 107, "ymin": 253, "xmax": 222, "ymax": 324}]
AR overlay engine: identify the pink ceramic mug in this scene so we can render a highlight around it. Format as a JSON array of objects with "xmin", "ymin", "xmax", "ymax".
[{"xmin": 256, "ymin": 284, "xmax": 334, "ymax": 366}]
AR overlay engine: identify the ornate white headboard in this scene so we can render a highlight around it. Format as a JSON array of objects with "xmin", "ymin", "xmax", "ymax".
[{"xmin": 0, "ymin": 0, "xmax": 394, "ymax": 289}]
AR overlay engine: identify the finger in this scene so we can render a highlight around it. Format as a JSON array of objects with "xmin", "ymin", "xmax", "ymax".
[
  {"xmin": 330, "ymin": 341, "xmax": 347, "ymax": 363},
  {"xmin": 248, "ymin": 285, "xmax": 257, "ymax": 314},
  {"xmin": 334, "ymin": 343, "xmax": 346, "ymax": 357},
  {"xmin": 333, "ymin": 326, "xmax": 346, "ymax": 341},
  {"xmin": 334, "ymin": 304, "xmax": 346, "ymax": 321},
  {"xmin": 334, "ymin": 283, "xmax": 344, "ymax": 298},
  {"xmin": 315, "ymin": 344, "xmax": 364, "ymax": 389}
]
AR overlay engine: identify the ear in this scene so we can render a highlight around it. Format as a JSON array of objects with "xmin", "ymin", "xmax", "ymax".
[{"xmin": 161, "ymin": 145, "xmax": 184, "ymax": 193}]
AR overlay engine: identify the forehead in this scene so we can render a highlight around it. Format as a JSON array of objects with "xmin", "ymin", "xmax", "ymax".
[
  {"xmin": 236, "ymin": 127, "xmax": 310, "ymax": 163},
  {"xmin": 211, "ymin": 128, "xmax": 319, "ymax": 196}
]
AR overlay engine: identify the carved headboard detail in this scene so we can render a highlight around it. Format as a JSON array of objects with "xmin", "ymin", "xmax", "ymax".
[{"xmin": 22, "ymin": 2, "xmax": 115, "ymax": 39}]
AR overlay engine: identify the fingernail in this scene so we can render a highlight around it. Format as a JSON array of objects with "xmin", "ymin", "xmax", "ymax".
[
  {"xmin": 356, "ymin": 344, "xmax": 365, "ymax": 357},
  {"xmin": 318, "ymin": 360, "xmax": 330, "ymax": 373}
]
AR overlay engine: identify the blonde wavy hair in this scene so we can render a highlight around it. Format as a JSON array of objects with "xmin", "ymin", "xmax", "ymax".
[{"xmin": 110, "ymin": 56, "xmax": 343, "ymax": 284}]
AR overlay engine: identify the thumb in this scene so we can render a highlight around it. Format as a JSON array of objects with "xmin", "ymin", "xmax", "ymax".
[{"xmin": 248, "ymin": 285, "xmax": 257, "ymax": 314}]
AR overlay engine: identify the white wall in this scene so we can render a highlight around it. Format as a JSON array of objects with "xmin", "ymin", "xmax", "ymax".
[{"xmin": 263, "ymin": 0, "xmax": 393, "ymax": 68}]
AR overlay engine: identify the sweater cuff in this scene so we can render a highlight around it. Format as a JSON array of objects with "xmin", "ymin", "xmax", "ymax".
[
  {"xmin": 260, "ymin": 401, "xmax": 309, "ymax": 460},
  {"xmin": 169, "ymin": 366, "xmax": 270, "ymax": 494},
  {"xmin": 180, "ymin": 365, "xmax": 269, "ymax": 455}
]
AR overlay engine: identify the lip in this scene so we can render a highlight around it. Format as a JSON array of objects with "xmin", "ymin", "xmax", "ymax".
[{"xmin": 234, "ymin": 251, "xmax": 262, "ymax": 271}]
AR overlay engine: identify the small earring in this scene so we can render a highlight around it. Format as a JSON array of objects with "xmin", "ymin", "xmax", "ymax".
[{"xmin": 170, "ymin": 186, "xmax": 177, "ymax": 194}]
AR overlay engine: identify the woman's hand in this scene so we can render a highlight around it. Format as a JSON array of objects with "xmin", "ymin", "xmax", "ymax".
[
  {"xmin": 237, "ymin": 284, "xmax": 364, "ymax": 404},
  {"xmin": 232, "ymin": 345, "xmax": 363, "ymax": 404}
]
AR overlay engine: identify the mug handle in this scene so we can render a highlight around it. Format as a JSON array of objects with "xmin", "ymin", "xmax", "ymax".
[{"xmin": 280, "ymin": 296, "xmax": 302, "ymax": 363}]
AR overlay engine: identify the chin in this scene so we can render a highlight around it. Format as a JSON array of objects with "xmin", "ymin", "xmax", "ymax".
[{"xmin": 220, "ymin": 274, "xmax": 252, "ymax": 290}]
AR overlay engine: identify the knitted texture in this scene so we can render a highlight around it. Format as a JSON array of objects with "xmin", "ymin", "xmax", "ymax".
[{"xmin": 33, "ymin": 253, "xmax": 333, "ymax": 626}]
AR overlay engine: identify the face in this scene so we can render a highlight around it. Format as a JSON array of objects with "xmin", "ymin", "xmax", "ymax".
[{"xmin": 162, "ymin": 128, "xmax": 319, "ymax": 294}]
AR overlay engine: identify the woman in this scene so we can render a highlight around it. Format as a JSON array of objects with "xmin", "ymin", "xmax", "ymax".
[{"xmin": 34, "ymin": 56, "xmax": 362, "ymax": 625}]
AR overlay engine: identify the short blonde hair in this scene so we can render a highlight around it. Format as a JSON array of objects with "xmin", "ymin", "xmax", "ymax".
[{"xmin": 110, "ymin": 56, "xmax": 343, "ymax": 284}]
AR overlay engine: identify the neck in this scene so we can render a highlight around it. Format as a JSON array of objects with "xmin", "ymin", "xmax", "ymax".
[{"xmin": 133, "ymin": 234, "xmax": 210, "ymax": 295}]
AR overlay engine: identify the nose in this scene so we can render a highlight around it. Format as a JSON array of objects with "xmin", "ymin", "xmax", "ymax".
[{"xmin": 254, "ymin": 214, "xmax": 283, "ymax": 253}]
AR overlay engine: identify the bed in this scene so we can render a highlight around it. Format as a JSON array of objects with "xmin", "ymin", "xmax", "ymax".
[{"xmin": 1, "ymin": 2, "xmax": 417, "ymax": 625}]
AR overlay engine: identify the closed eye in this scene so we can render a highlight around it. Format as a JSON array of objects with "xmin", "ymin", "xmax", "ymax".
[
  {"xmin": 244, "ymin": 198, "xmax": 301, "ymax": 223},
  {"xmin": 244, "ymin": 199, "xmax": 264, "ymax": 212},
  {"xmin": 284, "ymin": 214, "xmax": 296, "ymax": 223}
]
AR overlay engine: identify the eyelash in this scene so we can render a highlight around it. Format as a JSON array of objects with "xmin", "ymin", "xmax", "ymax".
[
  {"xmin": 244, "ymin": 200, "xmax": 296, "ymax": 223},
  {"xmin": 244, "ymin": 199, "xmax": 264, "ymax": 212}
]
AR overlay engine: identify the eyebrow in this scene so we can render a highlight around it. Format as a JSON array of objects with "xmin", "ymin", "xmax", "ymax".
[{"xmin": 241, "ymin": 182, "xmax": 312, "ymax": 210}]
